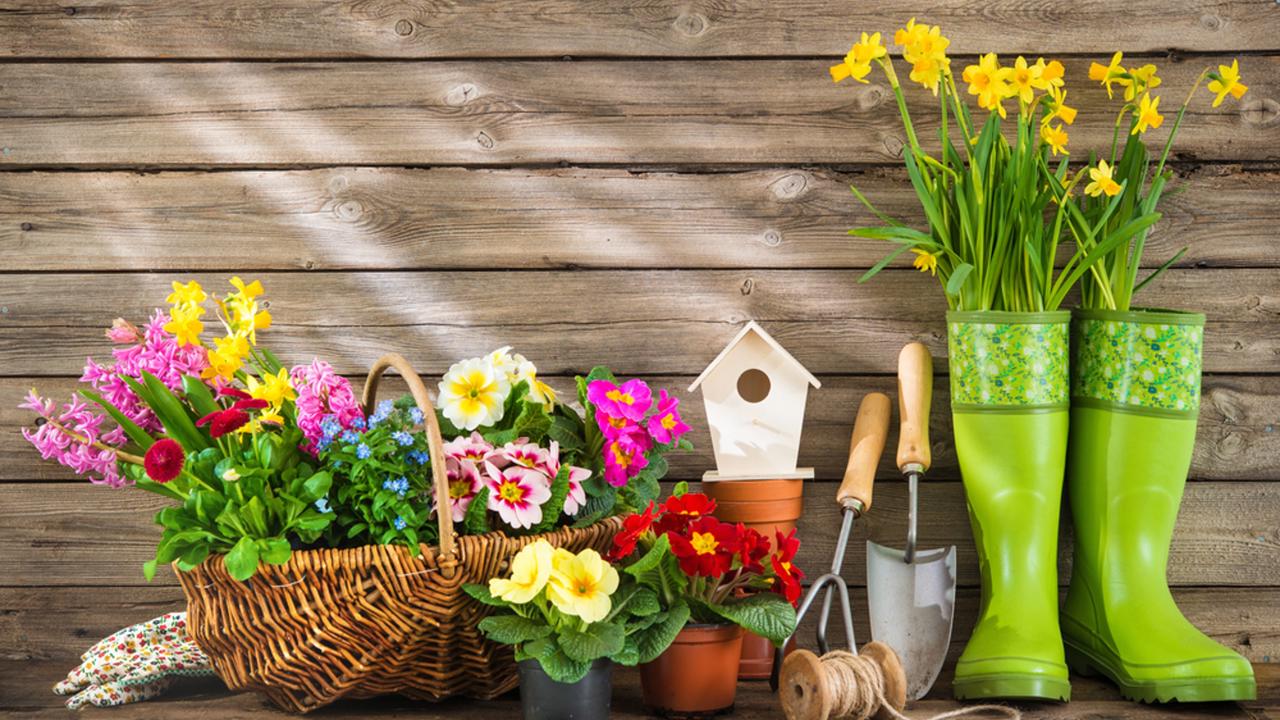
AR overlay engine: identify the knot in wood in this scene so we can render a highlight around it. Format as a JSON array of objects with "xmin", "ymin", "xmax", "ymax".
[
  {"xmin": 394, "ymin": 19, "xmax": 414, "ymax": 36},
  {"xmin": 20, "ymin": 222, "xmax": 32, "ymax": 232},
  {"xmin": 328, "ymin": 175, "xmax": 349, "ymax": 194},
  {"xmin": 476, "ymin": 131, "xmax": 495, "ymax": 149},
  {"xmin": 1199, "ymin": 13, "xmax": 1222, "ymax": 30},
  {"xmin": 883, "ymin": 134, "xmax": 906, "ymax": 159},
  {"xmin": 769, "ymin": 171, "xmax": 809, "ymax": 200},
  {"xmin": 674, "ymin": 12, "xmax": 708, "ymax": 37},
  {"xmin": 762, "ymin": 230, "xmax": 783, "ymax": 247},
  {"xmin": 335, "ymin": 199, "xmax": 363, "ymax": 221},
  {"xmin": 445, "ymin": 83, "xmax": 479, "ymax": 107},
  {"xmin": 740, "ymin": 277, "xmax": 755, "ymax": 295},
  {"xmin": 1241, "ymin": 98, "xmax": 1280, "ymax": 128}
]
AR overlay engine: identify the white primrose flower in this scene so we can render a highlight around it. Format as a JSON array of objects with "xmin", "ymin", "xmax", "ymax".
[{"xmin": 438, "ymin": 356, "xmax": 511, "ymax": 431}]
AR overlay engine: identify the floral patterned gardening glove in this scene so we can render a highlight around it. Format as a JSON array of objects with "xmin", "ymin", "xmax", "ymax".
[{"xmin": 53, "ymin": 612, "xmax": 216, "ymax": 709}]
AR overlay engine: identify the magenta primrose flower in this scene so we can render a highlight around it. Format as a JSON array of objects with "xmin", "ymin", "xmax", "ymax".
[
  {"xmin": 484, "ymin": 464, "xmax": 552, "ymax": 529},
  {"xmin": 603, "ymin": 432, "xmax": 650, "ymax": 487},
  {"xmin": 587, "ymin": 378, "xmax": 652, "ymax": 422},
  {"xmin": 647, "ymin": 389, "xmax": 691, "ymax": 444}
]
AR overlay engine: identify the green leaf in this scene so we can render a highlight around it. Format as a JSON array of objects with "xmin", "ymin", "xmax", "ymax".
[
  {"xmin": 634, "ymin": 601, "xmax": 691, "ymax": 664},
  {"xmin": 623, "ymin": 533, "xmax": 671, "ymax": 582},
  {"xmin": 134, "ymin": 478, "xmax": 188, "ymax": 502},
  {"xmin": 707, "ymin": 593, "xmax": 797, "ymax": 645},
  {"xmin": 612, "ymin": 637, "xmax": 641, "ymax": 667},
  {"xmin": 560, "ymin": 622, "xmax": 625, "ymax": 663},
  {"xmin": 223, "ymin": 536, "xmax": 260, "ymax": 582},
  {"xmin": 126, "ymin": 372, "xmax": 210, "ymax": 451},
  {"xmin": 547, "ymin": 414, "xmax": 585, "ymax": 451},
  {"xmin": 464, "ymin": 486, "xmax": 491, "ymax": 535},
  {"xmin": 180, "ymin": 375, "xmax": 219, "ymax": 418},
  {"xmin": 538, "ymin": 645, "xmax": 593, "ymax": 685},
  {"xmin": 301, "ymin": 471, "xmax": 332, "ymax": 501},
  {"xmin": 476, "ymin": 615, "xmax": 553, "ymax": 645},
  {"xmin": 531, "ymin": 464, "xmax": 571, "ymax": 533},
  {"xmin": 945, "ymin": 262, "xmax": 974, "ymax": 296},
  {"xmin": 260, "ymin": 537, "xmax": 291, "ymax": 565},
  {"xmin": 671, "ymin": 481, "xmax": 689, "ymax": 498},
  {"xmin": 143, "ymin": 558, "xmax": 159, "ymax": 581},
  {"xmin": 463, "ymin": 583, "xmax": 511, "ymax": 608}
]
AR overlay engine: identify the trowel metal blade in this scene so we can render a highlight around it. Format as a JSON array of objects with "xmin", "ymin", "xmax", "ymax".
[{"xmin": 866, "ymin": 541, "xmax": 957, "ymax": 701}]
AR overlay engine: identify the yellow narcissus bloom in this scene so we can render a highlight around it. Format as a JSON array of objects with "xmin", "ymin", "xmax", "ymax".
[
  {"xmin": 439, "ymin": 356, "xmax": 511, "ymax": 431},
  {"xmin": 1032, "ymin": 59, "xmax": 1065, "ymax": 90},
  {"xmin": 894, "ymin": 17, "xmax": 928, "ymax": 50},
  {"xmin": 910, "ymin": 248, "xmax": 939, "ymax": 276},
  {"xmin": 166, "ymin": 280, "xmax": 207, "ymax": 308},
  {"xmin": 1008, "ymin": 56, "xmax": 1038, "ymax": 105},
  {"xmin": 1132, "ymin": 93, "xmax": 1164, "ymax": 135},
  {"xmin": 201, "ymin": 334, "xmax": 249, "ymax": 381},
  {"xmin": 909, "ymin": 55, "xmax": 950, "ymax": 96},
  {"xmin": 1089, "ymin": 51, "xmax": 1125, "ymax": 98},
  {"xmin": 830, "ymin": 32, "xmax": 887, "ymax": 84},
  {"xmin": 1041, "ymin": 123, "xmax": 1069, "ymax": 156},
  {"xmin": 1120, "ymin": 64, "xmax": 1161, "ymax": 101},
  {"xmin": 1086, "ymin": 160, "xmax": 1123, "ymax": 198},
  {"xmin": 547, "ymin": 547, "xmax": 619, "ymax": 624},
  {"xmin": 163, "ymin": 304, "xmax": 204, "ymax": 347},
  {"xmin": 1044, "ymin": 86, "xmax": 1077, "ymax": 125},
  {"xmin": 228, "ymin": 276, "xmax": 264, "ymax": 300},
  {"xmin": 490, "ymin": 540, "xmax": 555, "ymax": 605},
  {"xmin": 247, "ymin": 367, "xmax": 296, "ymax": 407},
  {"xmin": 1207, "ymin": 59, "xmax": 1248, "ymax": 107},
  {"xmin": 963, "ymin": 53, "xmax": 1013, "ymax": 118},
  {"xmin": 893, "ymin": 18, "xmax": 951, "ymax": 95}
]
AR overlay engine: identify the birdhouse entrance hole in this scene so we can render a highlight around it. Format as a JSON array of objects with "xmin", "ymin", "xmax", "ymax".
[{"xmin": 737, "ymin": 368, "xmax": 771, "ymax": 403}]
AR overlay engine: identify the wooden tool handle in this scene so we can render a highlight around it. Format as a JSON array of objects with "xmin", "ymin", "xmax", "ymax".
[
  {"xmin": 896, "ymin": 342, "xmax": 933, "ymax": 473},
  {"xmin": 837, "ymin": 392, "xmax": 891, "ymax": 513}
]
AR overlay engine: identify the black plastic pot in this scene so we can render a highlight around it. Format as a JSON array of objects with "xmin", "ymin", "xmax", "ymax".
[{"xmin": 518, "ymin": 657, "xmax": 612, "ymax": 720}]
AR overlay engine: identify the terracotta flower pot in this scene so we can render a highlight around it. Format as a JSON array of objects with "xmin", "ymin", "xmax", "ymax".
[
  {"xmin": 640, "ymin": 623, "xmax": 744, "ymax": 716},
  {"xmin": 704, "ymin": 477, "xmax": 805, "ymax": 679}
]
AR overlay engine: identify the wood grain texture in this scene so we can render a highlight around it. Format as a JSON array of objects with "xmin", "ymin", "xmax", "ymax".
[
  {"xmin": 2, "ymin": 0, "xmax": 1279, "ymax": 58},
  {"xmin": 3, "ymin": 165, "xmax": 1278, "ymax": 271},
  {"xmin": 1, "ymin": 57, "xmax": 1276, "ymax": 167},
  {"xmin": 3, "ymin": 481, "xmax": 1275, "ymax": 588},
  {"xmin": 1, "ymin": 269, "xmax": 1276, "ymax": 377},
  {"xmin": 4, "ymin": 374, "xmax": 1278, "ymax": 483}
]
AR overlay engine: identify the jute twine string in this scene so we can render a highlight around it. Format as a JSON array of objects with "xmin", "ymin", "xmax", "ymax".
[{"xmin": 819, "ymin": 651, "xmax": 1022, "ymax": 720}]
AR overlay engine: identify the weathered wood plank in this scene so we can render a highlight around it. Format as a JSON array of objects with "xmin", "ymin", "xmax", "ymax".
[
  {"xmin": 2, "ymin": 660, "xmax": 1274, "ymax": 717},
  {"xmin": 3, "ymin": 165, "xmax": 1277, "ymax": 271},
  {"xmin": 2, "ymin": 0, "xmax": 1278, "ymax": 58},
  {"xmin": 4, "ymin": 374, "xmax": 1277, "ymax": 483},
  {"xmin": 7, "ymin": 584, "xmax": 1273, "ymax": 668},
  {"xmin": 1, "ymin": 58, "xmax": 1275, "ymax": 167},
  {"xmin": 1, "ymin": 270, "xmax": 1276, "ymax": 376},
  {"xmin": 2, "ymin": 482, "xmax": 1275, "ymax": 588}
]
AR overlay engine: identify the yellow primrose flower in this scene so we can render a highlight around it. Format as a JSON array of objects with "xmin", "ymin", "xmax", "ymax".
[
  {"xmin": 163, "ymin": 304, "xmax": 204, "ymax": 347},
  {"xmin": 1044, "ymin": 86, "xmax": 1077, "ymax": 125},
  {"xmin": 247, "ymin": 367, "xmax": 296, "ymax": 407},
  {"xmin": 963, "ymin": 53, "xmax": 1013, "ymax": 118},
  {"xmin": 830, "ymin": 32, "xmax": 887, "ymax": 84},
  {"xmin": 1041, "ymin": 123, "xmax": 1069, "ymax": 156},
  {"xmin": 547, "ymin": 547, "xmax": 619, "ymax": 624},
  {"xmin": 1089, "ymin": 51, "xmax": 1125, "ymax": 98},
  {"xmin": 1008, "ymin": 56, "xmax": 1039, "ymax": 105},
  {"xmin": 1132, "ymin": 93, "xmax": 1164, "ymax": 135},
  {"xmin": 1032, "ymin": 58, "xmax": 1065, "ymax": 90},
  {"xmin": 1086, "ymin": 160, "xmax": 1123, "ymax": 198},
  {"xmin": 438, "ymin": 356, "xmax": 511, "ymax": 431},
  {"xmin": 166, "ymin": 280, "xmax": 207, "ymax": 308},
  {"xmin": 910, "ymin": 248, "xmax": 939, "ymax": 276},
  {"xmin": 1207, "ymin": 59, "xmax": 1248, "ymax": 107},
  {"xmin": 1120, "ymin": 64, "xmax": 1161, "ymax": 101},
  {"xmin": 490, "ymin": 540, "xmax": 555, "ymax": 605}
]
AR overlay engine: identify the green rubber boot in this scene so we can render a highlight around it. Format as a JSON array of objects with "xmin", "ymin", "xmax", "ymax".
[
  {"xmin": 948, "ymin": 311, "xmax": 1071, "ymax": 702},
  {"xmin": 1063, "ymin": 308, "xmax": 1255, "ymax": 703}
]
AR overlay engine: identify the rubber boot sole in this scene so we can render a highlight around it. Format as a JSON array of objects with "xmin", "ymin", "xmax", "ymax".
[
  {"xmin": 1065, "ymin": 642, "xmax": 1257, "ymax": 703},
  {"xmin": 952, "ymin": 672, "xmax": 1070, "ymax": 702}
]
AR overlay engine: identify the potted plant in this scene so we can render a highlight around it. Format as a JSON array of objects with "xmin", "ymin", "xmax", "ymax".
[
  {"xmin": 465, "ymin": 540, "xmax": 646, "ymax": 720},
  {"xmin": 609, "ymin": 486, "xmax": 802, "ymax": 716}
]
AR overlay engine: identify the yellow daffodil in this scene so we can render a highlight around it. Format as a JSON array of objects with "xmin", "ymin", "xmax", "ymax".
[
  {"xmin": 1086, "ymin": 160, "xmax": 1123, "ymax": 198},
  {"xmin": 547, "ymin": 547, "xmax": 619, "ymax": 624},
  {"xmin": 910, "ymin": 248, "xmax": 939, "ymax": 276},
  {"xmin": 166, "ymin": 280, "xmax": 207, "ymax": 308},
  {"xmin": 1120, "ymin": 64, "xmax": 1161, "ymax": 101},
  {"xmin": 1041, "ymin": 123, "xmax": 1069, "ymax": 156},
  {"xmin": 490, "ymin": 540, "xmax": 555, "ymax": 605},
  {"xmin": 1008, "ymin": 56, "xmax": 1038, "ymax": 105},
  {"xmin": 830, "ymin": 32, "xmax": 887, "ymax": 84},
  {"xmin": 1207, "ymin": 59, "xmax": 1248, "ymax": 107},
  {"xmin": 1089, "ymin": 51, "xmax": 1125, "ymax": 98},
  {"xmin": 1044, "ymin": 86, "xmax": 1077, "ymax": 125},
  {"xmin": 163, "ymin": 304, "xmax": 204, "ymax": 347},
  {"xmin": 200, "ymin": 334, "xmax": 249, "ymax": 381},
  {"xmin": 438, "ymin": 356, "xmax": 511, "ymax": 431},
  {"xmin": 228, "ymin": 276, "xmax": 264, "ymax": 300},
  {"xmin": 1032, "ymin": 58, "xmax": 1065, "ymax": 90},
  {"xmin": 1132, "ymin": 93, "xmax": 1164, "ymax": 135},
  {"xmin": 247, "ymin": 367, "xmax": 296, "ymax": 407},
  {"xmin": 893, "ymin": 18, "xmax": 928, "ymax": 51},
  {"xmin": 238, "ymin": 406, "xmax": 284, "ymax": 435},
  {"xmin": 909, "ymin": 55, "xmax": 950, "ymax": 96},
  {"xmin": 963, "ymin": 53, "xmax": 1013, "ymax": 118}
]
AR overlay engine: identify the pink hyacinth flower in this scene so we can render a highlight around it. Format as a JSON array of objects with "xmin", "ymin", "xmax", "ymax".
[
  {"xmin": 20, "ymin": 391, "xmax": 128, "ymax": 488},
  {"xmin": 603, "ymin": 433, "xmax": 650, "ymax": 487},
  {"xmin": 587, "ymin": 378, "xmax": 653, "ymax": 422},
  {"xmin": 647, "ymin": 390, "xmax": 692, "ymax": 444},
  {"xmin": 484, "ymin": 463, "xmax": 552, "ymax": 530},
  {"xmin": 291, "ymin": 359, "xmax": 364, "ymax": 453},
  {"xmin": 442, "ymin": 456, "xmax": 484, "ymax": 522}
]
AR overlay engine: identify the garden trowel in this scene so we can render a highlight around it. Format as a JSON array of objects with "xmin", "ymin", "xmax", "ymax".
[{"xmin": 866, "ymin": 342, "xmax": 956, "ymax": 701}]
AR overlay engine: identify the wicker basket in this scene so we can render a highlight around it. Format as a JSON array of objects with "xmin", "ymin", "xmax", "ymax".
[{"xmin": 177, "ymin": 353, "xmax": 623, "ymax": 712}]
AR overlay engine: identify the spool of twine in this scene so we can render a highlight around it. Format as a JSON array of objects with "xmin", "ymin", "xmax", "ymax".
[{"xmin": 780, "ymin": 643, "xmax": 1022, "ymax": 720}]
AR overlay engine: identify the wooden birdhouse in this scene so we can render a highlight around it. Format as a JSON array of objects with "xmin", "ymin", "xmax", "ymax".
[{"xmin": 688, "ymin": 321, "xmax": 821, "ymax": 481}]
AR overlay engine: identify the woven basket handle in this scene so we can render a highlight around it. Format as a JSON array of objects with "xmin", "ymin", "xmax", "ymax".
[{"xmin": 361, "ymin": 353, "xmax": 457, "ymax": 567}]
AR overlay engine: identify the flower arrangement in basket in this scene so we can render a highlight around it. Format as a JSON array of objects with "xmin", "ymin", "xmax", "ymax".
[{"xmin": 19, "ymin": 277, "xmax": 692, "ymax": 711}]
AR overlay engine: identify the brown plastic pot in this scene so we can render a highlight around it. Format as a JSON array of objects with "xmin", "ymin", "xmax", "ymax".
[
  {"xmin": 640, "ymin": 623, "xmax": 744, "ymax": 716},
  {"xmin": 704, "ymin": 477, "xmax": 805, "ymax": 679}
]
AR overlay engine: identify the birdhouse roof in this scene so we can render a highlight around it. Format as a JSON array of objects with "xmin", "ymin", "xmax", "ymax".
[{"xmin": 687, "ymin": 321, "xmax": 821, "ymax": 392}]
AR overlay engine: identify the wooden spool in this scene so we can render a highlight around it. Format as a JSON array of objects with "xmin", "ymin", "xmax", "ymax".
[{"xmin": 779, "ymin": 641, "xmax": 907, "ymax": 720}]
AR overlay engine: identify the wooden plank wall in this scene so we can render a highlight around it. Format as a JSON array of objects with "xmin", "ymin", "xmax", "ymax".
[{"xmin": 2, "ymin": 0, "xmax": 1279, "ymax": 709}]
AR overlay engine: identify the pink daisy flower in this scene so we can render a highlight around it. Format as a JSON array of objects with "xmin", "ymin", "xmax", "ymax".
[{"xmin": 484, "ymin": 463, "xmax": 552, "ymax": 530}]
